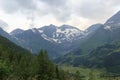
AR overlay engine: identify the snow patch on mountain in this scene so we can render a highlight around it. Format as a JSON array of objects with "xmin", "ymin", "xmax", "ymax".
[
  {"xmin": 37, "ymin": 25, "xmax": 85, "ymax": 43},
  {"xmin": 11, "ymin": 24, "xmax": 104, "ymax": 44},
  {"xmin": 32, "ymin": 28, "xmax": 37, "ymax": 33},
  {"xmin": 104, "ymin": 26, "xmax": 111, "ymax": 30},
  {"xmin": 38, "ymin": 30, "xmax": 43, "ymax": 33}
]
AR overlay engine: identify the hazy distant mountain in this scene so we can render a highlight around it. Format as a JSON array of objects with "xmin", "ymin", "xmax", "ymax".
[
  {"xmin": 10, "ymin": 28, "xmax": 24, "ymax": 36},
  {"xmin": 2, "ymin": 10, "xmax": 120, "ymax": 60},
  {"xmin": 10, "ymin": 24, "xmax": 107, "ymax": 59},
  {"xmin": 0, "ymin": 27, "xmax": 19, "ymax": 44},
  {"xmin": 37, "ymin": 24, "xmax": 85, "ymax": 43},
  {"xmin": 10, "ymin": 24, "xmax": 86, "ymax": 59}
]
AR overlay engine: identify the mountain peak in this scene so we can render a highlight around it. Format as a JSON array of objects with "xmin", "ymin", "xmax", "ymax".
[
  {"xmin": 40, "ymin": 24, "xmax": 57, "ymax": 30},
  {"xmin": 60, "ymin": 24, "xmax": 75, "ymax": 28},
  {"xmin": 59, "ymin": 25, "xmax": 81, "ymax": 31},
  {"xmin": 86, "ymin": 23, "xmax": 103, "ymax": 31},
  {"xmin": 49, "ymin": 24, "xmax": 56, "ymax": 27},
  {"xmin": 105, "ymin": 10, "xmax": 120, "ymax": 26},
  {"xmin": 10, "ymin": 28, "xmax": 24, "ymax": 35}
]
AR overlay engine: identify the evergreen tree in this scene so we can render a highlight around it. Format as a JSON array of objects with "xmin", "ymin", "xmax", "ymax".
[
  {"xmin": 36, "ymin": 50, "xmax": 56, "ymax": 80},
  {"xmin": 0, "ymin": 60, "xmax": 11, "ymax": 80}
]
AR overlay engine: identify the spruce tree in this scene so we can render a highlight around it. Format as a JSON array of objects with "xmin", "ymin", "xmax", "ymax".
[{"xmin": 36, "ymin": 50, "xmax": 56, "ymax": 80}]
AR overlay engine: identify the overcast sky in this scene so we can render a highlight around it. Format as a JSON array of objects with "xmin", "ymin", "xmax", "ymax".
[{"xmin": 0, "ymin": 0, "xmax": 120, "ymax": 32}]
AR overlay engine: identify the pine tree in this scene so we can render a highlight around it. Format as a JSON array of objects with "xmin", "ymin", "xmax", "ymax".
[
  {"xmin": 36, "ymin": 50, "xmax": 56, "ymax": 80},
  {"xmin": 0, "ymin": 60, "xmax": 11, "ymax": 80}
]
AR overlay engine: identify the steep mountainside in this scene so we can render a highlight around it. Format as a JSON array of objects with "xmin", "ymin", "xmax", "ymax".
[
  {"xmin": 0, "ymin": 27, "xmax": 18, "ymax": 44},
  {"xmin": 55, "ymin": 38, "xmax": 120, "ymax": 73},
  {"xmin": 105, "ymin": 11, "xmax": 120, "ymax": 27},
  {"xmin": 11, "ymin": 24, "xmax": 85, "ymax": 43},
  {"xmin": 79, "ymin": 11, "xmax": 120, "ymax": 54},
  {"xmin": 87, "ymin": 42, "xmax": 120, "ymax": 73},
  {"xmin": 55, "ymin": 11, "xmax": 120, "ymax": 71},
  {"xmin": 10, "ymin": 24, "xmax": 86, "ymax": 59},
  {"xmin": 10, "ymin": 28, "xmax": 24, "ymax": 36},
  {"xmin": 0, "ymin": 35, "xmax": 31, "ymax": 55}
]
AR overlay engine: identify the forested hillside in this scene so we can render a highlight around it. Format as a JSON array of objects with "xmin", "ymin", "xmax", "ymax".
[
  {"xmin": 87, "ymin": 41, "xmax": 120, "ymax": 73},
  {"xmin": 0, "ymin": 35, "xmax": 69, "ymax": 80},
  {"xmin": 55, "ymin": 41, "xmax": 120, "ymax": 74}
]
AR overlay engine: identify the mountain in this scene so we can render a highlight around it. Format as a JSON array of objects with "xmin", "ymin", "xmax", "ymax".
[
  {"xmin": 37, "ymin": 24, "xmax": 84, "ymax": 43},
  {"xmin": 86, "ymin": 23, "xmax": 102, "ymax": 32},
  {"xmin": 0, "ymin": 34, "xmax": 70, "ymax": 80},
  {"xmin": 6, "ymin": 11, "xmax": 120, "ymax": 60},
  {"xmin": 10, "ymin": 24, "xmax": 108, "ymax": 59},
  {"xmin": 10, "ymin": 24, "xmax": 85, "ymax": 59},
  {"xmin": 10, "ymin": 28, "xmax": 24, "ymax": 36},
  {"xmin": 55, "ymin": 10, "xmax": 120, "ymax": 70},
  {"xmin": 56, "ymin": 41, "xmax": 120, "ymax": 73},
  {"xmin": 105, "ymin": 11, "xmax": 120, "ymax": 27},
  {"xmin": 0, "ymin": 20, "xmax": 20, "ymax": 45},
  {"xmin": 0, "ymin": 34, "xmax": 30, "ymax": 55},
  {"xmin": 0, "ymin": 27, "xmax": 19, "ymax": 44},
  {"xmin": 79, "ymin": 11, "xmax": 120, "ymax": 54},
  {"xmin": 87, "ymin": 42, "xmax": 120, "ymax": 73}
]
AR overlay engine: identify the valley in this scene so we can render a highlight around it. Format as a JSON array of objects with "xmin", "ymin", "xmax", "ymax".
[{"xmin": 0, "ymin": 6, "xmax": 120, "ymax": 80}]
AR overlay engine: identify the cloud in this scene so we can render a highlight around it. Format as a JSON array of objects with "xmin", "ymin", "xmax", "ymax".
[
  {"xmin": 0, "ymin": 0, "xmax": 37, "ymax": 13},
  {"xmin": 40, "ymin": 0, "xmax": 66, "ymax": 7},
  {"xmin": 0, "ymin": 0, "xmax": 119, "ymax": 29},
  {"xmin": 0, "ymin": 0, "xmax": 72, "ymax": 22},
  {"xmin": 39, "ymin": 0, "xmax": 72, "ymax": 22},
  {"xmin": 0, "ymin": 19, "xmax": 8, "ymax": 29},
  {"xmin": 75, "ymin": 0, "xmax": 118, "ymax": 21}
]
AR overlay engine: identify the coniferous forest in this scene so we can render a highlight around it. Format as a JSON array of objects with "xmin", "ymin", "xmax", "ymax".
[
  {"xmin": 0, "ymin": 34, "xmax": 120, "ymax": 80},
  {"xmin": 0, "ymin": 35, "xmax": 67, "ymax": 80}
]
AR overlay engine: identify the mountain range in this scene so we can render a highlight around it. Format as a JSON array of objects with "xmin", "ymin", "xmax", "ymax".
[
  {"xmin": 10, "ymin": 24, "xmax": 87, "ymax": 59},
  {"xmin": 0, "ymin": 21, "xmax": 95, "ymax": 59},
  {"xmin": 54, "ymin": 11, "xmax": 120, "ymax": 72},
  {"xmin": 0, "ymin": 10, "xmax": 120, "ymax": 70}
]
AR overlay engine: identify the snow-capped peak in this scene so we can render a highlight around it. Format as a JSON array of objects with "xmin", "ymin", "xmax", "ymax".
[{"xmin": 30, "ymin": 24, "xmax": 85, "ymax": 43}]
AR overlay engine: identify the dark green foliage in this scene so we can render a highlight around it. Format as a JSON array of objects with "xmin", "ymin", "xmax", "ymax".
[
  {"xmin": 36, "ymin": 50, "xmax": 56, "ymax": 80},
  {"xmin": 0, "ymin": 35, "xmax": 70, "ymax": 80},
  {"xmin": 86, "ymin": 42, "xmax": 120, "ymax": 73},
  {"xmin": 0, "ymin": 60, "xmax": 11, "ymax": 80},
  {"xmin": 55, "ymin": 40, "xmax": 120, "ymax": 74}
]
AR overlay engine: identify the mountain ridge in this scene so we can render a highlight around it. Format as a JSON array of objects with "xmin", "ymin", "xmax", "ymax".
[{"xmin": 55, "ymin": 10, "xmax": 120, "ymax": 73}]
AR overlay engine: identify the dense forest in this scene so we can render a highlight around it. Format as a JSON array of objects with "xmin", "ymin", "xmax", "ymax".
[
  {"xmin": 1, "ymin": 35, "xmax": 120, "ymax": 80},
  {"xmin": 0, "ymin": 35, "xmax": 69, "ymax": 80}
]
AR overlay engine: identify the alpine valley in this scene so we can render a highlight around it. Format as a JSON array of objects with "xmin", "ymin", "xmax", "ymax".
[
  {"xmin": 55, "ymin": 11, "xmax": 120, "ymax": 73},
  {"xmin": 0, "ymin": 11, "xmax": 120, "ymax": 74}
]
